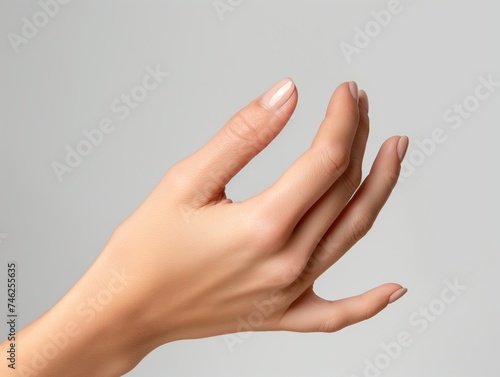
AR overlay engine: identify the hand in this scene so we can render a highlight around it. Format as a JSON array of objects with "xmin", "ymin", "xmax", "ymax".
[
  {"xmin": 1, "ymin": 79, "xmax": 409, "ymax": 377},
  {"xmin": 101, "ymin": 78, "xmax": 409, "ymax": 361}
]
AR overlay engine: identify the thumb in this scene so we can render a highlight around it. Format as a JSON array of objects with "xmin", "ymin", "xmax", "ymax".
[
  {"xmin": 177, "ymin": 78, "xmax": 297, "ymax": 205},
  {"xmin": 279, "ymin": 284, "xmax": 407, "ymax": 333}
]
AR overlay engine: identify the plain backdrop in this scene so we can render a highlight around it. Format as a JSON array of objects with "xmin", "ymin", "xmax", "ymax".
[{"xmin": 1, "ymin": 1, "xmax": 499, "ymax": 376}]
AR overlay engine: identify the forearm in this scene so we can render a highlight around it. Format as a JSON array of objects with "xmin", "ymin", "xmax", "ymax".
[{"xmin": 0, "ymin": 256, "xmax": 149, "ymax": 377}]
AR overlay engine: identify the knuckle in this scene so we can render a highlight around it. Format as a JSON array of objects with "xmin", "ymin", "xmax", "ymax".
[
  {"xmin": 242, "ymin": 211, "xmax": 291, "ymax": 252},
  {"xmin": 264, "ymin": 260, "xmax": 302, "ymax": 290},
  {"xmin": 320, "ymin": 313, "xmax": 348, "ymax": 333},
  {"xmin": 258, "ymin": 223, "xmax": 290, "ymax": 251},
  {"xmin": 317, "ymin": 145, "xmax": 350, "ymax": 180},
  {"xmin": 163, "ymin": 161, "xmax": 194, "ymax": 194},
  {"xmin": 349, "ymin": 212, "xmax": 375, "ymax": 242},
  {"xmin": 225, "ymin": 111, "xmax": 261, "ymax": 146}
]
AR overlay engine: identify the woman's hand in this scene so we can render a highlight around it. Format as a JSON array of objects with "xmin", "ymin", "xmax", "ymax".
[
  {"xmin": 102, "ymin": 77, "xmax": 409, "ymax": 359},
  {"xmin": 1, "ymin": 79, "xmax": 409, "ymax": 377}
]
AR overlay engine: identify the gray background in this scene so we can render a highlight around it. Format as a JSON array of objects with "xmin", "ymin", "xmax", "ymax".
[{"xmin": 1, "ymin": 0, "xmax": 499, "ymax": 376}]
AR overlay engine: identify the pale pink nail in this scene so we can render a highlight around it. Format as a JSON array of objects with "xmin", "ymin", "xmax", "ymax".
[
  {"xmin": 260, "ymin": 78, "xmax": 295, "ymax": 110},
  {"xmin": 397, "ymin": 136, "xmax": 409, "ymax": 163},
  {"xmin": 349, "ymin": 81, "xmax": 359, "ymax": 104},
  {"xmin": 388, "ymin": 288, "xmax": 408, "ymax": 304}
]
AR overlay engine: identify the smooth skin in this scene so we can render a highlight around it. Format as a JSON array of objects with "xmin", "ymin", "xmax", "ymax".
[{"xmin": 1, "ymin": 79, "xmax": 409, "ymax": 377}]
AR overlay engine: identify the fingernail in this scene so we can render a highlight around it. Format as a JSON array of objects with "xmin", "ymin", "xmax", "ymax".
[
  {"xmin": 349, "ymin": 81, "xmax": 359, "ymax": 104},
  {"xmin": 359, "ymin": 90, "xmax": 369, "ymax": 113},
  {"xmin": 397, "ymin": 136, "xmax": 409, "ymax": 162},
  {"xmin": 260, "ymin": 78, "xmax": 295, "ymax": 110},
  {"xmin": 388, "ymin": 288, "xmax": 408, "ymax": 304}
]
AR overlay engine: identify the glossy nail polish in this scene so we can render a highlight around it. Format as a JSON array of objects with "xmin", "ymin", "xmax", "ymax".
[
  {"xmin": 260, "ymin": 78, "xmax": 295, "ymax": 110},
  {"xmin": 397, "ymin": 136, "xmax": 409, "ymax": 162},
  {"xmin": 359, "ymin": 90, "xmax": 369, "ymax": 113},
  {"xmin": 349, "ymin": 81, "xmax": 359, "ymax": 104}
]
